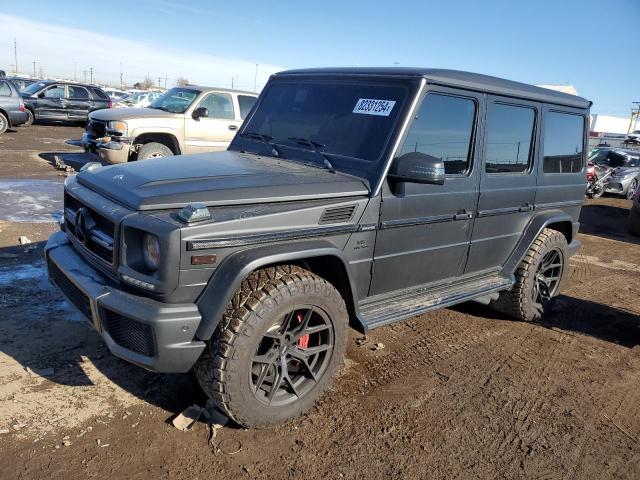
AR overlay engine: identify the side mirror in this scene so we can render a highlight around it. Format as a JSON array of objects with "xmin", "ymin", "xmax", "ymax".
[
  {"xmin": 388, "ymin": 152, "xmax": 445, "ymax": 185},
  {"xmin": 192, "ymin": 107, "xmax": 209, "ymax": 120}
]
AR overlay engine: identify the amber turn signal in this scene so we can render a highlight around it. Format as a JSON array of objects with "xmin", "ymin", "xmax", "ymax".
[{"xmin": 191, "ymin": 254, "xmax": 217, "ymax": 265}]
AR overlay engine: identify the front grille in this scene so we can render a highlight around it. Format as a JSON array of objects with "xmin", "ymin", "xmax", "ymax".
[
  {"xmin": 49, "ymin": 260, "xmax": 92, "ymax": 321},
  {"xmin": 65, "ymin": 192, "xmax": 115, "ymax": 263},
  {"xmin": 86, "ymin": 119, "xmax": 106, "ymax": 138},
  {"xmin": 102, "ymin": 310, "xmax": 155, "ymax": 357}
]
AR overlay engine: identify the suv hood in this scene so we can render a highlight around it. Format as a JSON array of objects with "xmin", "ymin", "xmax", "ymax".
[
  {"xmin": 77, "ymin": 151, "xmax": 369, "ymax": 210},
  {"xmin": 89, "ymin": 107, "xmax": 179, "ymax": 121}
]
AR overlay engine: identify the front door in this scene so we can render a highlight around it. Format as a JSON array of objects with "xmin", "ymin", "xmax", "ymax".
[
  {"xmin": 37, "ymin": 84, "xmax": 67, "ymax": 120},
  {"xmin": 184, "ymin": 92, "xmax": 242, "ymax": 153},
  {"xmin": 370, "ymin": 88, "xmax": 482, "ymax": 296},
  {"xmin": 465, "ymin": 96, "xmax": 540, "ymax": 274}
]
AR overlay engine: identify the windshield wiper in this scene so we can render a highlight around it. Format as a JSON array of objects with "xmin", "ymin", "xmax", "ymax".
[
  {"xmin": 239, "ymin": 132, "xmax": 282, "ymax": 158},
  {"xmin": 288, "ymin": 137, "xmax": 336, "ymax": 173}
]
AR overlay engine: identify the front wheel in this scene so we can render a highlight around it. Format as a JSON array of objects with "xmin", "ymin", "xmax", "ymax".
[
  {"xmin": 491, "ymin": 228, "xmax": 567, "ymax": 322},
  {"xmin": 194, "ymin": 265, "xmax": 348, "ymax": 428},
  {"xmin": 136, "ymin": 142, "xmax": 173, "ymax": 160},
  {"xmin": 626, "ymin": 179, "xmax": 638, "ymax": 200}
]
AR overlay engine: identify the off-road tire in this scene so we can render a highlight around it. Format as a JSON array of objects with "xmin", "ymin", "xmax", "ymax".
[
  {"xmin": 628, "ymin": 208, "xmax": 640, "ymax": 236},
  {"xmin": 136, "ymin": 142, "xmax": 173, "ymax": 160},
  {"xmin": 24, "ymin": 109, "xmax": 34, "ymax": 127},
  {"xmin": 491, "ymin": 228, "xmax": 567, "ymax": 322},
  {"xmin": 194, "ymin": 265, "xmax": 348, "ymax": 428},
  {"xmin": 0, "ymin": 112, "xmax": 8, "ymax": 134}
]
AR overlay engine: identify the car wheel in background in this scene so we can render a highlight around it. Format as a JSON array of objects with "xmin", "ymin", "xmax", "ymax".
[
  {"xmin": 136, "ymin": 142, "xmax": 173, "ymax": 160},
  {"xmin": 0, "ymin": 113, "xmax": 7, "ymax": 134},
  {"xmin": 24, "ymin": 109, "xmax": 34, "ymax": 126},
  {"xmin": 627, "ymin": 179, "xmax": 638, "ymax": 200},
  {"xmin": 491, "ymin": 228, "xmax": 567, "ymax": 323}
]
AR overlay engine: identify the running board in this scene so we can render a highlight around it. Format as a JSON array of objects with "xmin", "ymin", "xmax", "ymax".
[{"xmin": 359, "ymin": 274, "xmax": 514, "ymax": 330}]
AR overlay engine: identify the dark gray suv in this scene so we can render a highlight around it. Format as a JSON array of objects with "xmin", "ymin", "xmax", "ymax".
[{"xmin": 45, "ymin": 68, "xmax": 590, "ymax": 427}]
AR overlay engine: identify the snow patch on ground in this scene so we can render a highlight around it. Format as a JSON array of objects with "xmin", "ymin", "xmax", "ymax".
[{"xmin": 0, "ymin": 180, "xmax": 64, "ymax": 223}]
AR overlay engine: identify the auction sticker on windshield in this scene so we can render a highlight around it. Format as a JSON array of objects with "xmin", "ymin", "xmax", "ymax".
[{"xmin": 353, "ymin": 98, "xmax": 396, "ymax": 116}]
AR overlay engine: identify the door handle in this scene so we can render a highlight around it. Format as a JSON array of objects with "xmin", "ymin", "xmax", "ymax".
[
  {"xmin": 518, "ymin": 203, "xmax": 534, "ymax": 212},
  {"xmin": 228, "ymin": 125, "xmax": 238, "ymax": 131},
  {"xmin": 453, "ymin": 210, "xmax": 474, "ymax": 221}
]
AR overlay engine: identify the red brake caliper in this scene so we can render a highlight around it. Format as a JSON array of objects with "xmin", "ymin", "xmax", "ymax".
[{"xmin": 296, "ymin": 311, "xmax": 310, "ymax": 349}]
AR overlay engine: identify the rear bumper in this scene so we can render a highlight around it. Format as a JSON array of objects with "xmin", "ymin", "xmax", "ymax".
[
  {"xmin": 9, "ymin": 111, "xmax": 29, "ymax": 126},
  {"xmin": 45, "ymin": 231, "xmax": 205, "ymax": 373}
]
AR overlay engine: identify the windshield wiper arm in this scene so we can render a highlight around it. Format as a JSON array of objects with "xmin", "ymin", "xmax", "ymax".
[
  {"xmin": 239, "ymin": 132, "xmax": 282, "ymax": 158},
  {"xmin": 288, "ymin": 137, "xmax": 336, "ymax": 173}
]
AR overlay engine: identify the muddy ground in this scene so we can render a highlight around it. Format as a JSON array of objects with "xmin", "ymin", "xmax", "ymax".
[{"xmin": 0, "ymin": 124, "xmax": 638, "ymax": 479}]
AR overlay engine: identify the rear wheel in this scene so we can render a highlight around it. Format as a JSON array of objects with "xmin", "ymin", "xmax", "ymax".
[
  {"xmin": 136, "ymin": 142, "xmax": 173, "ymax": 160},
  {"xmin": 491, "ymin": 228, "xmax": 567, "ymax": 322},
  {"xmin": 24, "ymin": 109, "xmax": 34, "ymax": 126},
  {"xmin": 194, "ymin": 265, "xmax": 348, "ymax": 428},
  {"xmin": 0, "ymin": 112, "xmax": 8, "ymax": 134}
]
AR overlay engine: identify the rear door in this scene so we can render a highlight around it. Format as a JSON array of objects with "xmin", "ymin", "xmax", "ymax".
[
  {"xmin": 465, "ymin": 96, "xmax": 540, "ymax": 274},
  {"xmin": 66, "ymin": 85, "xmax": 91, "ymax": 120},
  {"xmin": 37, "ymin": 84, "xmax": 67, "ymax": 119},
  {"xmin": 184, "ymin": 92, "xmax": 241, "ymax": 153}
]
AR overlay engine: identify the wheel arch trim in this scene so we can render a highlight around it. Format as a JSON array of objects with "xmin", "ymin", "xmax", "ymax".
[{"xmin": 194, "ymin": 240, "xmax": 360, "ymax": 340}]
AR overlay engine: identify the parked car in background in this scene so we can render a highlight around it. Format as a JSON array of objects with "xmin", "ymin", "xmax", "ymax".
[
  {"xmin": 0, "ymin": 77, "xmax": 29, "ymax": 134},
  {"xmin": 21, "ymin": 81, "xmax": 111, "ymax": 125},
  {"xmin": 103, "ymin": 87, "xmax": 128, "ymax": 101},
  {"xmin": 117, "ymin": 91, "xmax": 162, "ymax": 108},
  {"xmin": 69, "ymin": 86, "xmax": 258, "ymax": 162},
  {"xmin": 624, "ymin": 130, "xmax": 640, "ymax": 145},
  {"xmin": 588, "ymin": 149, "xmax": 640, "ymax": 199},
  {"xmin": 9, "ymin": 76, "xmax": 38, "ymax": 91}
]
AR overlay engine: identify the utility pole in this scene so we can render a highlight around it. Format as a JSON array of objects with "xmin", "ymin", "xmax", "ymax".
[
  {"xmin": 119, "ymin": 62, "xmax": 123, "ymax": 89},
  {"xmin": 628, "ymin": 102, "xmax": 640, "ymax": 134},
  {"xmin": 89, "ymin": 67, "xmax": 93, "ymax": 84},
  {"xmin": 254, "ymin": 64, "xmax": 258, "ymax": 92},
  {"xmin": 13, "ymin": 38, "xmax": 18, "ymax": 73},
  {"xmin": 158, "ymin": 76, "xmax": 162, "ymax": 88},
  {"xmin": 32, "ymin": 60, "xmax": 36, "ymax": 77},
  {"xmin": 83, "ymin": 70, "xmax": 88, "ymax": 83},
  {"xmin": 231, "ymin": 76, "xmax": 234, "ymax": 89},
  {"xmin": 164, "ymin": 76, "xmax": 168, "ymax": 90}
]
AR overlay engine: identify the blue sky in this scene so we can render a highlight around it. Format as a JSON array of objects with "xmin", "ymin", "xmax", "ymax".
[{"xmin": 1, "ymin": 0, "xmax": 638, "ymax": 115}]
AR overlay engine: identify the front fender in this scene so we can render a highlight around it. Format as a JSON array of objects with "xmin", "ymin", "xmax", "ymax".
[
  {"xmin": 502, "ymin": 210, "xmax": 578, "ymax": 275},
  {"xmin": 194, "ymin": 240, "xmax": 359, "ymax": 340}
]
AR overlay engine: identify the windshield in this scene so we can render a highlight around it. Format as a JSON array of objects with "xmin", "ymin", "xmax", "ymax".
[
  {"xmin": 149, "ymin": 87, "xmax": 200, "ymax": 113},
  {"xmin": 236, "ymin": 80, "xmax": 409, "ymax": 164},
  {"xmin": 21, "ymin": 81, "xmax": 49, "ymax": 95}
]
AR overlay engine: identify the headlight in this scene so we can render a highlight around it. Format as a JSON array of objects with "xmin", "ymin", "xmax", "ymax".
[
  {"xmin": 106, "ymin": 120, "xmax": 127, "ymax": 136},
  {"xmin": 142, "ymin": 234, "xmax": 161, "ymax": 271}
]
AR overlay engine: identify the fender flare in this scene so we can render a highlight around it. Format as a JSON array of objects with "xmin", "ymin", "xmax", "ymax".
[
  {"xmin": 502, "ymin": 209, "xmax": 576, "ymax": 275},
  {"xmin": 194, "ymin": 239, "xmax": 359, "ymax": 340}
]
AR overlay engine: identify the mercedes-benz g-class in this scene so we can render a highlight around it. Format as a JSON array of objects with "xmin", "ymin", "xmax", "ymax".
[{"xmin": 46, "ymin": 68, "xmax": 590, "ymax": 427}]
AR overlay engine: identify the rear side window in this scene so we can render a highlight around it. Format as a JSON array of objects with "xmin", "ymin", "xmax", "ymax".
[
  {"xmin": 485, "ymin": 103, "xmax": 535, "ymax": 173},
  {"xmin": 0, "ymin": 80, "xmax": 11, "ymax": 96},
  {"xmin": 543, "ymin": 112, "xmax": 584, "ymax": 173},
  {"xmin": 91, "ymin": 88, "xmax": 109, "ymax": 100},
  {"xmin": 68, "ymin": 86, "xmax": 89, "ymax": 99},
  {"xmin": 399, "ymin": 93, "xmax": 476, "ymax": 175},
  {"xmin": 238, "ymin": 95, "xmax": 257, "ymax": 119}
]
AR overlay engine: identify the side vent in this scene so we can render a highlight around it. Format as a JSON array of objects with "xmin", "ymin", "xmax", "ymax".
[{"xmin": 319, "ymin": 205, "xmax": 357, "ymax": 224}]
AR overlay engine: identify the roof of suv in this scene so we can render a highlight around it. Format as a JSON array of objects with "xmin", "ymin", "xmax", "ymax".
[
  {"xmin": 182, "ymin": 85, "xmax": 258, "ymax": 96},
  {"xmin": 275, "ymin": 67, "xmax": 591, "ymax": 109}
]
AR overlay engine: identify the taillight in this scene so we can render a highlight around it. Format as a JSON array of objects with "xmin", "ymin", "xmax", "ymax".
[
  {"xmin": 18, "ymin": 104, "xmax": 25, "ymax": 112},
  {"xmin": 108, "ymin": 100, "xmax": 113, "ymax": 108}
]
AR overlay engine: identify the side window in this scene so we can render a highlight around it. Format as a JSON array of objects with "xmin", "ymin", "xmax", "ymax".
[
  {"xmin": 485, "ymin": 103, "xmax": 535, "ymax": 173},
  {"xmin": 198, "ymin": 93, "xmax": 234, "ymax": 120},
  {"xmin": 68, "ymin": 86, "xmax": 89, "ymax": 100},
  {"xmin": 91, "ymin": 88, "xmax": 109, "ymax": 100},
  {"xmin": 0, "ymin": 80, "xmax": 11, "ymax": 96},
  {"xmin": 43, "ymin": 86, "xmax": 65, "ymax": 99},
  {"xmin": 238, "ymin": 95, "xmax": 257, "ymax": 119},
  {"xmin": 398, "ymin": 93, "xmax": 476, "ymax": 175},
  {"xmin": 543, "ymin": 111, "xmax": 584, "ymax": 173}
]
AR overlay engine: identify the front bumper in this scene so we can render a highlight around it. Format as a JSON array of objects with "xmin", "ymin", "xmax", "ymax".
[
  {"xmin": 45, "ymin": 231, "xmax": 205, "ymax": 373},
  {"xmin": 604, "ymin": 179, "xmax": 634, "ymax": 195},
  {"xmin": 66, "ymin": 134, "xmax": 132, "ymax": 164}
]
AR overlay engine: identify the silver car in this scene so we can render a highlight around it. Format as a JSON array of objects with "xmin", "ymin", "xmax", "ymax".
[{"xmin": 599, "ymin": 150, "xmax": 640, "ymax": 199}]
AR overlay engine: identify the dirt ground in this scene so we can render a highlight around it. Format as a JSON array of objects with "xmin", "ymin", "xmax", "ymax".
[{"xmin": 0, "ymin": 124, "xmax": 638, "ymax": 479}]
